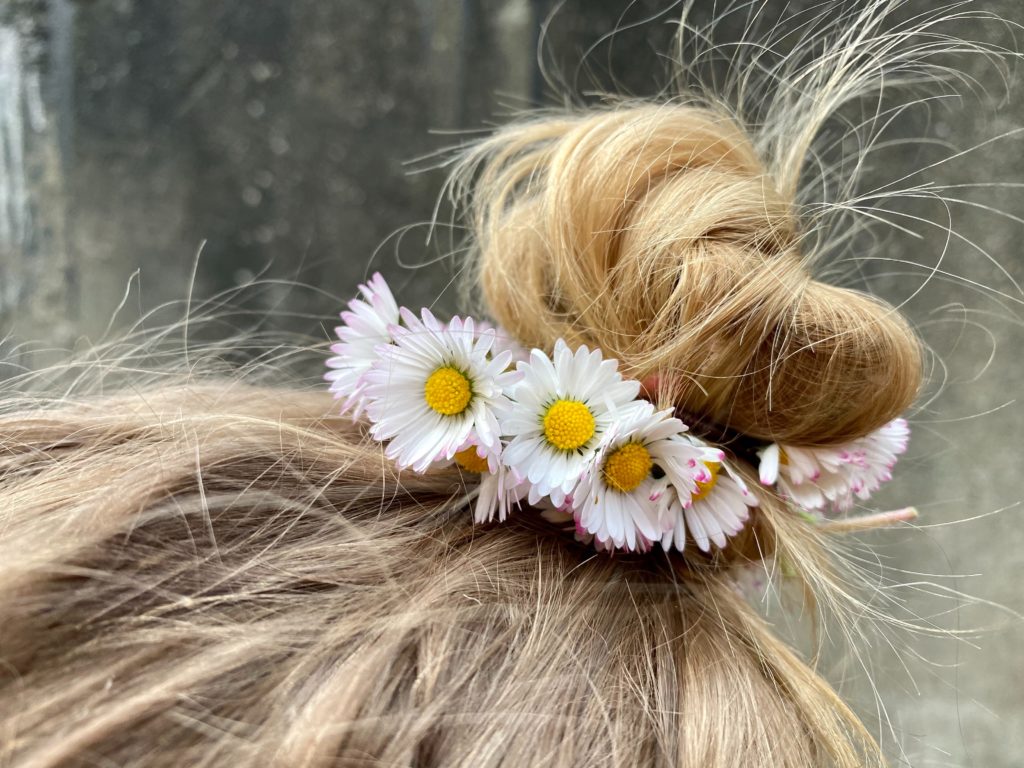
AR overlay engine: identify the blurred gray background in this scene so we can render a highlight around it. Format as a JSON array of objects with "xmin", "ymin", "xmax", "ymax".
[{"xmin": 0, "ymin": 0, "xmax": 1021, "ymax": 764}]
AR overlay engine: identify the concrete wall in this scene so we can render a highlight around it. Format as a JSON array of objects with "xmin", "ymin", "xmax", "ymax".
[{"xmin": 1, "ymin": 1, "xmax": 1021, "ymax": 763}]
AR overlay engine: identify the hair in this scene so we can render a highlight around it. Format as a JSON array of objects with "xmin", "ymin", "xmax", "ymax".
[
  {"xmin": 457, "ymin": 103, "xmax": 921, "ymax": 446},
  {"xmin": 0, "ymin": 2, "xmax": 1006, "ymax": 766}
]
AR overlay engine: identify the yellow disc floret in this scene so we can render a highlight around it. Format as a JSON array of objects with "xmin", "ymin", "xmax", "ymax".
[
  {"xmin": 542, "ymin": 399, "xmax": 596, "ymax": 451},
  {"xmin": 423, "ymin": 366, "xmax": 472, "ymax": 416},
  {"xmin": 454, "ymin": 446, "xmax": 490, "ymax": 473},
  {"xmin": 602, "ymin": 442, "xmax": 653, "ymax": 493},
  {"xmin": 690, "ymin": 461, "xmax": 721, "ymax": 502}
]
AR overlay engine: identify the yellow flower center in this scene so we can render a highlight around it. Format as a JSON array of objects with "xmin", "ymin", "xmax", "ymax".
[
  {"xmin": 542, "ymin": 399, "xmax": 596, "ymax": 451},
  {"xmin": 454, "ymin": 447, "xmax": 489, "ymax": 473},
  {"xmin": 423, "ymin": 366, "xmax": 472, "ymax": 416},
  {"xmin": 690, "ymin": 462, "xmax": 721, "ymax": 503},
  {"xmin": 602, "ymin": 442, "xmax": 653, "ymax": 493}
]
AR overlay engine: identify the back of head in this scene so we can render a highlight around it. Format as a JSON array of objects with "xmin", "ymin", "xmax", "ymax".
[
  {"xmin": 0, "ymin": 4, "xmax": 982, "ymax": 767},
  {"xmin": 0, "ymin": 386, "xmax": 873, "ymax": 767}
]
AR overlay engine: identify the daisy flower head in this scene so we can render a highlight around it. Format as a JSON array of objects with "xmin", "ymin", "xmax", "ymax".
[
  {"xmin": 500, "ymin": 340, "xmax": 643, "ymax": 507},
  {"xmin": 758, "ymin": 418, "xmax": 910, "ymax": 512},
  {"xmin": 362, "ymin": 308, "xmax": 520, "ymax": 473},
  {"xmin": 325, "ymin": 272, "xmax": 401, "ymax": 418},
  {"xmin": 660, "ymin": 453, "xmax": 758, "ymax": 554},
  {"xmin": 574, "ymin": 403, "xmax": 720, "ymax": 552}
]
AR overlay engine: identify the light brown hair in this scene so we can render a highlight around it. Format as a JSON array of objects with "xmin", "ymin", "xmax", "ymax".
[{"xmin": 0, "ymin": 384, "xmax": 884, "ymax": 767}]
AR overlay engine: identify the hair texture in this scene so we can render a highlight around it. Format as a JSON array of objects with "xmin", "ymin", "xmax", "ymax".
[
  {"xmin": 0, "ymin": 2, "xmax": 1006, "ymax": 766},
  {"xmin": 0, "ymin": 384, "xmax": 878, "ymax": 768}
]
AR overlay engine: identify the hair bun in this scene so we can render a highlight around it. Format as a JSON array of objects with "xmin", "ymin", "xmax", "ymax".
[{"xmin": 460, "ymin": 104, "xmax": 921, "ymax": 444}]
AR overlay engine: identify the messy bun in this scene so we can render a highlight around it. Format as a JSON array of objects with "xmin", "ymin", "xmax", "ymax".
[{"xmin": 459, "ymin": 104, "xmax": 922, "ymax": 444}]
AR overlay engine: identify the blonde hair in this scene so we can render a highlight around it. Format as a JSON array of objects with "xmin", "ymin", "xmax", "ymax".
[
  {"xmin": 456, "ymin": 103, "xmax": 921, "ymax": 445},
  {"xmin": 0, "ymin": 3, "xmax": 1004, "ymax": 766},
  {"xmin": 0, "ymin": 383, "xmax": 881, "ymax": 767}
]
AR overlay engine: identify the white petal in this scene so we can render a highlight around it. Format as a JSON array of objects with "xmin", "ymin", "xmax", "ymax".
[{"xmin": 759, "ymin": 443, "xmax": 781, "ymax": 485}]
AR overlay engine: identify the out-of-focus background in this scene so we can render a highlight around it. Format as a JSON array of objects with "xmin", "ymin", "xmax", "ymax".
[{"xmin": 0, "ymin": 0, "xmax": 1021, "ymax": 763}]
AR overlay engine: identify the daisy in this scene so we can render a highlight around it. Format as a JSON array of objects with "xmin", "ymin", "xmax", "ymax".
[
  {"xmin": 450, "ymin": 440, "xmax": 528, "ymax": 523},
  {"xmin": 362, "ymin": 308, "xmax": 519, "ymax": 472},
  {"xmin": 500, "ymin": 340, "xmax": 642, "ymax": 507},
  {"xmin": 659, "ymin": 453, "xmax": 758, "ymax": 553},
  {"xmin": 758, "ymin": 418, "xmax": 909, "ymax": 512},
  {"xmin": 325, "ymin": 272, "xmax": 400, "ymax": 418},
  {"xmin": 573, "ymin": 403, "xmax": 720, "ymax": 552},
  {"xmin": 539, "ymin": 507, "xmax": 641, "ymax": 552}
]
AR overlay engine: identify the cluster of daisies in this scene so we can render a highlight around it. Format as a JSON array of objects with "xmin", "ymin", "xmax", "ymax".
[{"xmin": 326, "ymin": 274, "xmax": 910, "ymax": 554}]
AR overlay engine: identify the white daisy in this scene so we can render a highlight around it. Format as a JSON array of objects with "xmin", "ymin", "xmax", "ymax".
[
  {"xmin": 325, "ymin": 272, "xmax": 400, "ymax": 418},
  {"xmin": 758, "ymin": 418, "xmax": 910, "ymax": 512},
  {"xmin": 500, "ymin": 340, "xmax": 642, "ymax": 507},
  {"xmin": 362, "ymin": 308, "xmax": 519, "ymax": 472},
  {"xmin": 450, "ymin": 440, "xmax": 528, "ymax": 523},
  {"xmin": 659, "ymin": 454, "xmax": 758, "ymax": 553},
  {"xmin": 539, "ymin": 507, "xmax": 643, "ymax": 552},
  {"xmin": 573, "ymin": 403, "xmax": 719, "ymax": 552}
]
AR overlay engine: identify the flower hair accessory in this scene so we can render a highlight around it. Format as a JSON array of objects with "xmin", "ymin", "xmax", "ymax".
[{"xmin": 326, "ymin": 274, "xmax": 911, "ymax": 554}]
